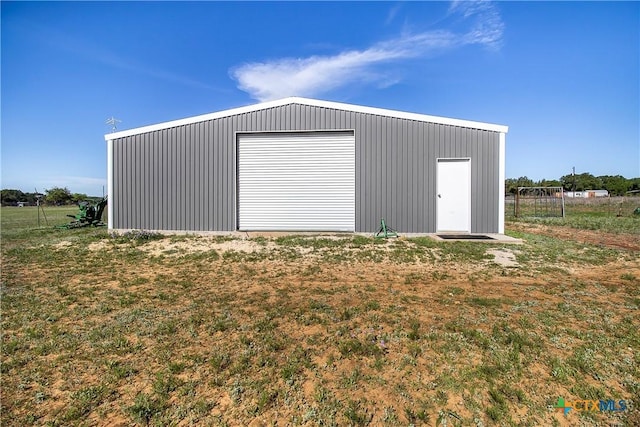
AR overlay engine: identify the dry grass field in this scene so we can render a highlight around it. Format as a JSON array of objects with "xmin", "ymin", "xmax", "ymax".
[{"xmin": 1, "ymin": 204, "xmax": 639, "ymax": 426}]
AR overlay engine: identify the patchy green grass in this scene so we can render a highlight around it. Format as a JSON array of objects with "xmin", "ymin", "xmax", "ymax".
[
  {"xmin": 510, "ymin": 214, "xmax": 639, "ymax": 235},
  {"xmin": 506, "ymin": 197, "xmax": 640, "ymax": 235},
  {"xmin": 2, "ymin": 205, "xmax": 639, "ymax": 426}
]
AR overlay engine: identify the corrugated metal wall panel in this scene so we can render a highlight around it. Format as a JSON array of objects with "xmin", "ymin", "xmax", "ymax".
[
  {"xmin": 111, "ymin": 103, "xmax": 501, "ymax": 233},
  {"xmin": 238, "ymin": 132, "xmax": 355, "ymax": 231}
]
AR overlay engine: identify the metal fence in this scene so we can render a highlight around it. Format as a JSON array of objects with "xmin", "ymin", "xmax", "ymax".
[
  {"xmin": 513, "ymin": 186, "xmax": 565, "ymax": 218},
  {"xmin": 506, "ymin": 193, "xmax": 639, "ymax": 219}
]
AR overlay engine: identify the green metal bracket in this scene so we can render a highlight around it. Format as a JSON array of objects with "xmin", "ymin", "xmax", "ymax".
[{"xmin": 374, "ymin": 219, "xmax": 399, "ymax": 238}]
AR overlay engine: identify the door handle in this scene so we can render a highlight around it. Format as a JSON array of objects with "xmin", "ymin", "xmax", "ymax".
[{"xmin": 438, "ymin": 194, "xmax": 441, "ymax": 198}]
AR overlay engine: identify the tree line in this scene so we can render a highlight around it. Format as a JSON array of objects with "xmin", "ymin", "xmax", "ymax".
[
  {"xmin": 505, "ymin": 173, "xmax": 640, "ymax": 196},
  {"xmin": 2, "ymin": 173, "xmax": 639, "ymax": 206},
  {"xmin": 0, "ymin": 187, "xmax": 99, "ymax": 206}
]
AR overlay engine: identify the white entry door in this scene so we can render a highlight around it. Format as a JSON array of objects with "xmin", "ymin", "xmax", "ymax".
[{"xmin": 437, "ymin": 159, "xmax": 471, "ymax": 233}]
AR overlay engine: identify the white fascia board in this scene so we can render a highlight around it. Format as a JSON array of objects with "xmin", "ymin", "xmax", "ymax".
[
  {"xmin": 498, "ymin": 132, "xmax": 506, "ymax": 234},
  {"xmin": 299, "ymin": 98, "xmax": 509, "ymax": 133},
  {"xmin": 106, "ymin": 139, "xmax": 114, "ymax": 230},
  {"xmin": 104, "ymin": 97, "xmax": 509, "ymax": 140}
]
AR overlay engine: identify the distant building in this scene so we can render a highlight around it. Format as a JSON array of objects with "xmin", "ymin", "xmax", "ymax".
[{"xmin": 565, "ymin": 190, "xmax": 609, "ymax": 198}]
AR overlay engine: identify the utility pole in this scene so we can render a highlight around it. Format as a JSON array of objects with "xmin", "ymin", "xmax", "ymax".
[{"xmin": 572, "ymin": 166, "xmax": 576, "ymax": 196}]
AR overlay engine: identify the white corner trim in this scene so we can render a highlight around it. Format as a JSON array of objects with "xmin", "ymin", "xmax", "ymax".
[
  {"xmin": 106, "ymin": 139, "xmax": 114, "ymax": 230},
  {"xmin": 104, "ymin": 97, "xmax": 509, "ymax": 140},
  {"xmin": 498, "ymin": 132, "xmax": 506, "ymax": 234}
]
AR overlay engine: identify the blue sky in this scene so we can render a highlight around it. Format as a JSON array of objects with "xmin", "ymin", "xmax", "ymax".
[{"xmin": 2, "ymin": 1, "xmax": 638, "ymax": 196}]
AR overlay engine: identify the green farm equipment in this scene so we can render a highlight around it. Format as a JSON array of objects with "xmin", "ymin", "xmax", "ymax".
[
  {"xmin": 57, "ymin": 197, "xmax": 108, "ymax": 229},
  {"xmin": 374, "ymin": 219, "xmax": 399, "ymax": 238}
]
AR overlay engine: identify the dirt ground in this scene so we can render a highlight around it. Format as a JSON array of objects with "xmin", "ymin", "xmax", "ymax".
[
  {"xmin": 2, "ymin": 223, "xmax": 639, "ymax": 426},
  {"xmin": 508, "ymin": 222, "xmax": 640, "ymax": 251}
]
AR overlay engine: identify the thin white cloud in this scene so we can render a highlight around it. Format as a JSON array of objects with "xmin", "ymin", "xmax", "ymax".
[
  {"xmin": 450, "ymin": 0, "xmax": 504, "ymax": 49},
  {"xmin": 93, "ymin": 52, "xmax": 217, "ymax": 91},
  {"xmin": 34, "ymin": 24, "xmax": 219, "ymax": 91},
  {"xmin": 231, "ymin": 0, "xmax": 504, "ymax": 101},
  {"xmin": 385, "ymin": 3, "xmax": 403, "ymax": 26}
]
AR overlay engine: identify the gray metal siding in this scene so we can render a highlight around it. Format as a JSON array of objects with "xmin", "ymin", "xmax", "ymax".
[{"xmin": 111, "ymin": 104, "xmax": 500, "ymax": 233}]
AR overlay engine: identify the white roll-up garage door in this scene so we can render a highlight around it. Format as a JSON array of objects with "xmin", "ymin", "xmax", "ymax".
[{"xmin": 238, "ymin": 132, "xmax": 355, "ymax": 231}]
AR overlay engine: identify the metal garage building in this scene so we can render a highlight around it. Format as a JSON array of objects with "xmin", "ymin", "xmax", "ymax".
[{"xmin": 104, "ymin": 97, "xmax": 508, "ymax": 234}]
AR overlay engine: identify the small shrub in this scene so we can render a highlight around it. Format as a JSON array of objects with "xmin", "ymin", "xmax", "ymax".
[
  {"xmin": 153, "ymin": 372, "xmax": 182, "ymax": 398},
  {"xmin": 339, "ymin": 307, "xmax": 358, "ymax": 321},
  {"xmin": 363, "ymin": 300, "xmax": 380, "ymax": 311},
  {"xmin": 62, "ymin": 385, "xmax": 106, "ymax": 421},
  {"xmin": 338, "ymin": 338, "xmax": 382, "ymax": 357},
  {"xmin": 407, "ymin": 342, "xmax": 422, "ymax": 358},
  {"xmin": 257, "ymin": 389, "xmax": 278, "ymax": 411},
  {"xmin": 127, "ymin": 392, "xmax": 167, "ymax": 425},
  {"xmin": 407, "ymin": 318, "xmax": 421, "ymax": 341},
  {"xmin": 405, "ymin": 406, "xmax": 430, "ymax": 424},
  {"xmin": 105, "ymin": 360, "xmax": 137, "ymax": 379},
  {"xmin": 468, "ymin": 297, "xmax": 503, "ymax": 307},
  {"xmin": 112, "ymin": 229, "xmax": 164, "ymax": 242},
  {"xmin": 344, "ymin": 399, "xmax": 372, "ymax": 425}
]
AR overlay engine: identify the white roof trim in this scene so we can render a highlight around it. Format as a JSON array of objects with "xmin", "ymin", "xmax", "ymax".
[{"xmin": 104, "ymin": 97, "xmax": 508, "ymax": 140}]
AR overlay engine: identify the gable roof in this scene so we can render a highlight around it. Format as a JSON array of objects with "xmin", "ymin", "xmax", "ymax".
[{"xmin": 104, "ymin": 97, "xmax": 508, "ymax": 140}]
